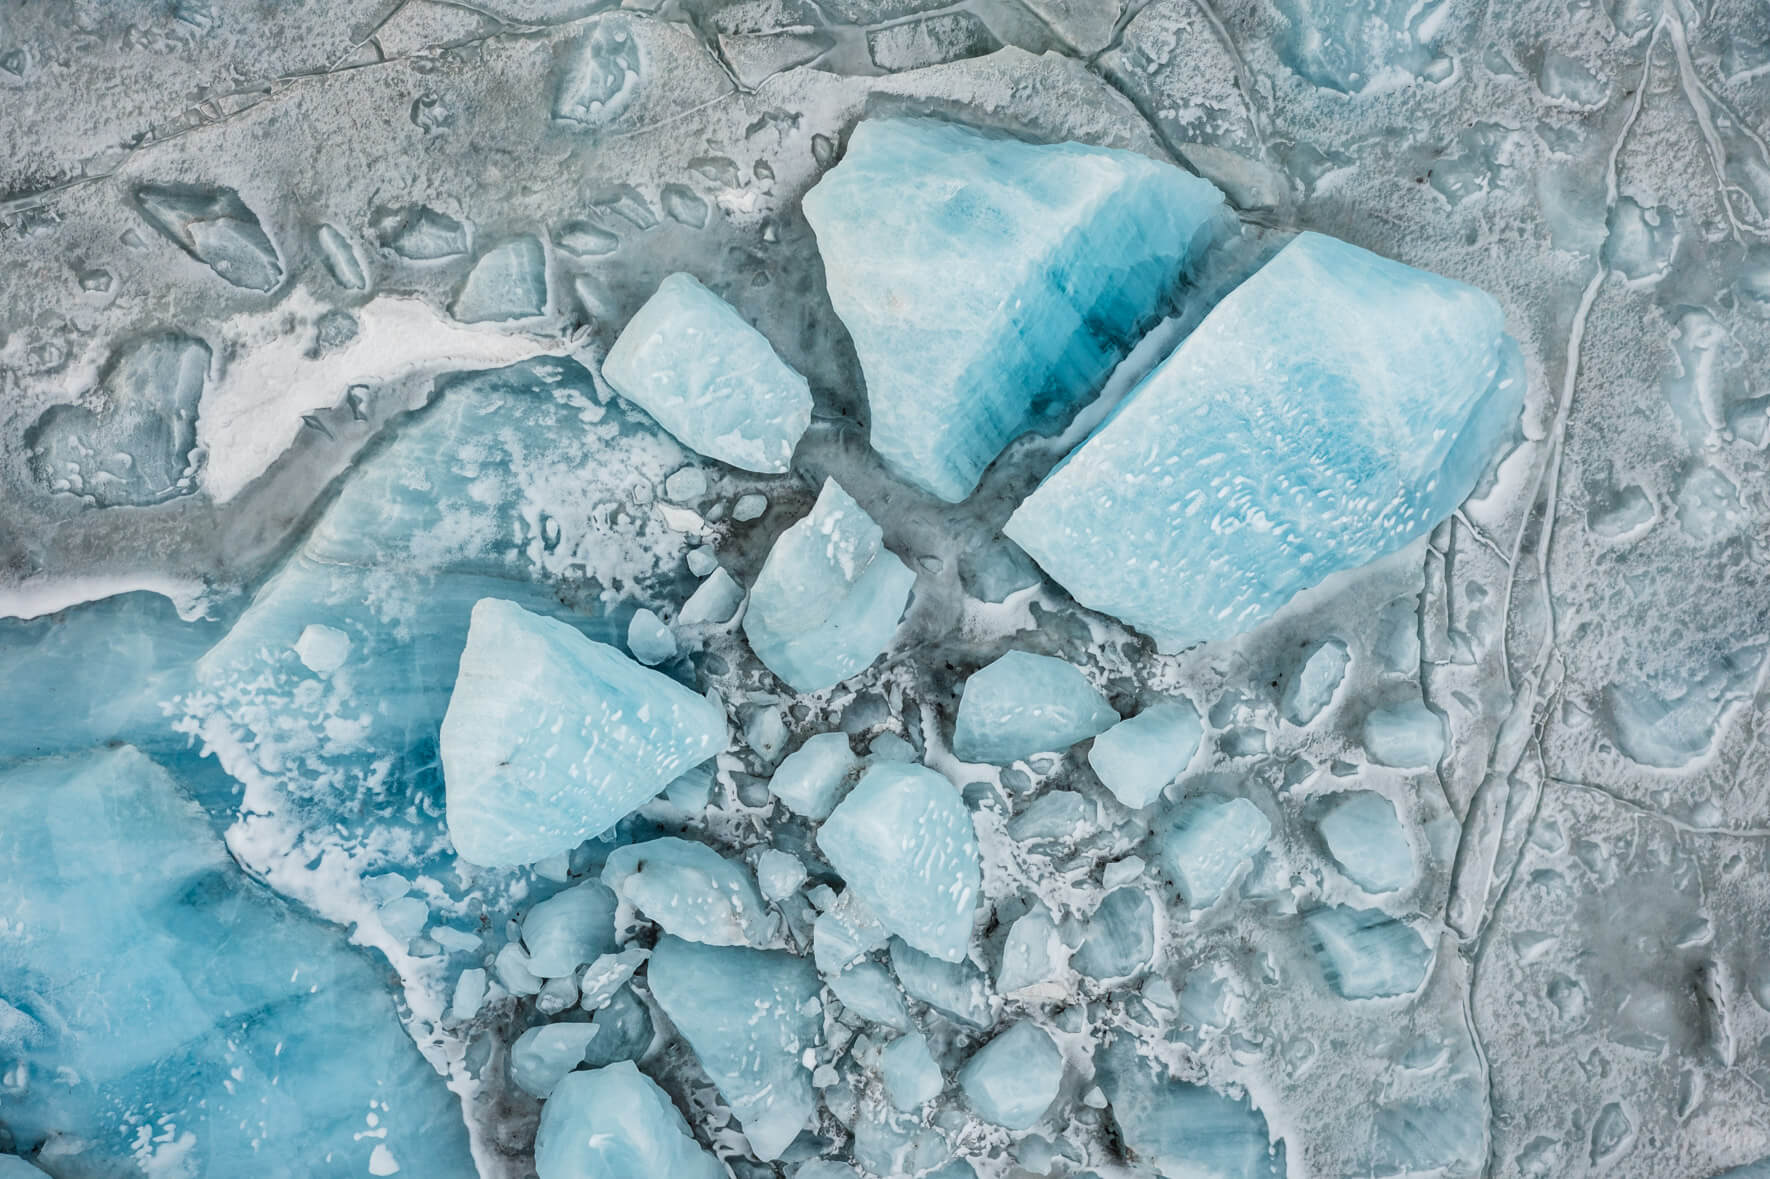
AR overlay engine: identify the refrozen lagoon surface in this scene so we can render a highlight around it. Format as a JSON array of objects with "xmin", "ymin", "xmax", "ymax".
[{"xmin": 1, "ymin": 2, "xmax": 1769, "ymax": 1178}]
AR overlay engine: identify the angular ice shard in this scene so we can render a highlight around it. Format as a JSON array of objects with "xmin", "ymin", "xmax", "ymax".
[
  {"xmin": 958, "ymin": 1021, "xmax": 1064, "ymax": 1129},
  {"xmin": 1153, "ymin": 796, "xmax": 1271, "ymax": 908},
  {"xmin": 602, "ymin": 837, "xmax": 772, "ymax": 946},
  {"xmin": 1074, "ymin": 887, "xmax": 1155, "ymax": 980},
  {"xmin": 1315, "ymin": 791, "xmax": 1413, "ymax": 893},
  {"xmin": 1283, "ymin": 639, "xmax": 1350, "ymax": 726},
  {"xmin": 829, "ymin": 960, "xmax": 913, "ymax": 1030},
  {"xmin": 511, "ymin": 1022, "xmax": 602, "ymax": 1097},
  {"xmin": 891, "ymin": 939, "xmax": 996, "ymax": 1028},
  {"xmin": 602, "ymin": 272, "xmax": 812, "ymax": 473},
  {"xmin": 1006, "ymin": 231, "xmax": 1523, "ymax": 649},
  {"xmin": 1087, "ymin": 699, "xmax": 1203, "ymax": 809},
  {"xmin": 997, "ymin": 906, "xmax": 1070, "ymax": 993},
  {"xmin": 952, "ymin": 650, "xmax": 1118, "ymax": 764},
  {"xmin": 818, "ymin": 763, "xmax": 982, "ymax": 962},
  {"xmin": 523, "ymin": 880, "xmax": 620, "ymax": 977},
  {"xmin": 134, "ymin": 183, "xmax": 282, "ymax": 290},
  {"xmin": 627, "ymin": 607, "xmax": 678, "ymax": 665},
  {"xmin": 1302, "ymin": 906, "xmax": 1433, "ymax": 998},
  {"xmin": 880, "ymin": 1032, "xmax": 944, "ymax": 1110},
  {"xmin": 1097, "ymin": 1037, "xmax": 1285, "ymax": 1179},
  {"xmin": 0, "ymin": 749, "xmax": 471, "ymax": 1177},
  {"xmin": 442, "ymin": 597, "xmax": 727, "ymax": 866},
  {"xmin": 453, "ymin": 235, "xmax": 548, "ymax": 322},
  {"xmin": 534, "ymin": 1061, "xmax": 724, "ymax": 1179},
  {"xmin": 646, "ymin": 936, "xmax": 822, "ymax": 1159},
  {"xmin": 803, "ymin": 117, "xmax": 1228, "ymax": 501},
  {"xmin": 742, "ymin": 479, "xmax": 917, "ymax": 692},
  {"xmin": 771, "ymin": 731, "xmax": 861, "ymax": 819}
]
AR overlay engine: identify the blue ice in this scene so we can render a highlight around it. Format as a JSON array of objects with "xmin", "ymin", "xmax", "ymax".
[
  {"xmin": 1153, "ymin": 795, "xmax": 1272, "ymax": 908},
  {"xmin": 1087, "ymin": 699, "xmax": 1204, "ymax": 809},
  {"xmin": 957, "ymin": 1021, "xmax": 1064, "ymax": 1130},
  {"xmin": 533, "ymin": 1061, "xmax": 724, "ymax": 1179},
  {"xmin": 1303, "ymin": 905, "xmax": 1434, "ymax": 999},
  {"xmin": 952, "ymin": 650, "xmax": 1118, "ymax": 764},
  {"xmin": 1096, "ymin": 1037, "xmax": 1285, "ymax": 1179},
  {"xmin": 602, "ymin": 837, "xmax": 772, "ymax": 946}
]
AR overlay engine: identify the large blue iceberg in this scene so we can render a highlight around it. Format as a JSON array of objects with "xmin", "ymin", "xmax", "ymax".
[
  {"xmin": 1006, "ymin": 231, "xmax": 1524, "ymax": 649},
  {"xmin": 803, "ymin": 117, "xmax": 1229, "ymax": 502}
]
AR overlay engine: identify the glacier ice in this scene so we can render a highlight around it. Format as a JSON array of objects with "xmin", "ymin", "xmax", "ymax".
[
  {"xmin": 602, "ymin": 272, "xmax": 812, "ymax": 473},
  {"xmin": 1087, "ymin": 699, "xmax": 1203, "ymax": 809},
  {"xmin": 802, "ymin": 116, "xmax": 1229, "ymax": 501},
  {"xmin": 1303, "ymin": 905, "xmax": 1434, "ymax": 999},
  {"xmin": 1006, "ymin": 231, "xmax": 1524, "ymax": 650},
  {"xmin": 441, "ymin": 597, "xmax": 728, "ymax": 866},
  {"xmin": 742, "ymin": 478, "xmax": 917, "ymax": 693},
  {"xmin": 880, "ymin": 1032, "xmax": 944, "ymax": 1110},
  {"xmin": 522, "ymin": 879, "xmax": 620, "ymax": 977},
  {"xmin": 891, "ymin": 937, "xmax": 996, "ymax": 1028},
  {"xmin": 601, "ymin": 836, "xmax": 772, "ymax": 946},
  {"xmin": 817, "ymin": 762, "xmax": 982, "ymax": 962},
  {"xmin": 957, "ymin": 1021, "xmax": 1064, "ymax": 1129},
  {"xmin": 770, "ymin": 731, "xmax": 861, "ymax": 820},
  {"xmin": 533, "ymin": 1061, "xmax": 724, "ymax": 1179},
  {"xmin": 1096, "ymin": 1037, "xmax": 1284, "ymax": 1179},
  {"xmin": 952, "ymin": 650, "xmax": 1118, "ymax": 764},
  {"xmin": 134, "ymin": 183, "xmax": 282, "ymax": 291},
  {"xmin": 1153, "ymin": 795, "xmax": 1272, "ymax": 908},
  {"xmin": 510, "ymin": 1023, "xmax": 603, "ymax": 1098},
  {"xmin": 1315, "ymin": 790, "xmax": 1414, "ymax": 894}
]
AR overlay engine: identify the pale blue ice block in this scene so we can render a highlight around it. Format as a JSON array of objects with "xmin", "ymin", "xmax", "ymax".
[
  {"xmin": 880, "ymin": 1032, "xmax": 944, "ymax": 1110},
  {"xmin": 1097, "ymin": 1037, "xmax": 1285, "ymax": 1179},
  {"xmin": 1087, "ymin": 699, "xmax": 1203, "ymax": 809},
  {"xmin": 958, "ymin": 1022, "xmax": 1064, "ymax": 1130},
  {"xmin": 952, "ymin": 650, "xmax": 1118, "ymax": 764},
  {"xmin": 771, "ymin": 731, "xmax": 861, "ymax": 820},
  {"xmin": 817, "ymin": 763, "xmax": 982, "ymax": 962},
  {"xmin": 534, "ymin": 1061, "xmax": 724, "ymax": 1179},
  {"xmin": 602, "ymin": 272, "xmax": 812, "ymax": 473},
  {"xmin": 1006, "ymin": 231, "xmax": 1524, "ymax": 649},
  {"xmin": 1316, "ymin": 791, "xmax": 1414, "ymax": 893},
  {"xmin": 1154, "ymin": 795, "xmax": 1272, "ymax": 908},
  {"xmin": 522, "ymin": 879, "xmax": 620, "ymax": 977},
  {"xmin": 441, "ymin": 598, "xmax": 727, "ymax": 867},
  {"xmin": 602, "ymin": 837, "xmax": 772, "ymax": 946},
  {"xmin": 1303, "ymin": 905, "xmax": 1433, "ymax": 999},
  {"xmin": 803, "ymin": 117, "xmax": 1229, "ymax": 502},
  {"xmin": 743, "ymin": 479, "xmax": 916, "ymax": 693}
]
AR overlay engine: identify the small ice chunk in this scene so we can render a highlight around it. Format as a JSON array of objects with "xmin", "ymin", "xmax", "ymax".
[
  {"xmin": 582, "ymin": 984, "xmax": 654, "ymax": 1066},
  {"xmin": 733, "ymin": 492, "xmax": 768, "ymax": 521},
  {"xmin": 1283, "ymin": 639, "xmax": 1350, "ymax": 726},
  {"xmin": 449, "ymin": 968, "xmax": 488, "ymax": 1022},
  {"xmin": 1316, "ymin": 791, "xmax": 1414, "ymax": 893},
  {"xmin": 1153, "ymin": 796, "xmax": 1271, "ymax": 908},
  {"xmin": 958, "ymin": 1022, "xmax": 1064, "ymax": 1130},
  {"xmin": 756, "ymin": 849, "xmax": 808, "ymax": 900},
  {"xmin": 510, "ymin": 1022, "xmax": 599, "ymax": 1098},
  {"xmin": 744, "ymin": 706, "xmax": 789, "ymax": 762},
  {"xmin": 771, "ymin": 732, "xmax": 860, "ymax": 820},
  {"xmin": 294, "ymin": 623, "xmax": 352, "ymax": 674},
  {"xmin": 1303, "ymin": 906, "xmax": 1433, "ymax": 999},
  {"xmin": 867, "ymin": 732, "xmax": 917, "ymax": 762},
  {"xmin": 996, "ymin": 906, "xmax": 1069, "ymax": 993},
  {"xmin": 577, "ymin": 947, "xmax": 649, "ymax": 1011},
  {"xmin": 813, "ymin": 892, "xmax": 890, "ymax": 975},
  {"xmin": 452, "ymin": 236, "xmax": 548, "ymax": 322},
  {"xmin": 881, "ymin": 1032, "xmax": 944, "ymax": 1110},
  {"xmin": 678, "ymin": 567, "xmax": 745, "ymax": 624},
  {"xmin": 602, "ymin": 272, "xmax": 812, "ymax": 473},
  {"xmin": 537, "ymin": 975, "xmax": 580, "ymax": 1015},
  {"xmin": 602, "ymin": 837, "xmax": 771, "ymax": 947},
  {"xmin": 135, "ymin": 183, "xmax": 283, "ymax": 290},
  {"xmin": 664, "ymin": 466, "xmax": 708, "ymax": 501},
  {"xmin": 1362, "ymin": 700, "xmax": 1447, "ymax": 768},
  {"xmin": 826, "ymin": 961, "xmax": 911, "ymax": 1031},
  {"xmin": 441, "ymin": 599, "xmax": 727, "ymax": 866},
  {"xmin": 1006, "ymin": 232, "xmax": 1524, "ymax": 650},
  {"xmin": 818, "ymin": 763, "xmax": 982, "ymax": 962},
  {"xmin": 523, "ymin": 881, "xmax": 619, "ymax": 978},
  {"xmin": 1088, "ymin": 699, "xmax": 1202, "ymax": 809},
  {"xmin": 647, "ymin": 936, "xmax": 822, "ymax": 1159},
  {"xmin": 534, "ymin": 1061, "xmax": 724, "ymax": 1179},
  {"xmin": 1073, "ymin": 888, "xmax": 1154, "ymax": 980},
  {"xmin": 1096, "ymin": 1037, "xmax": 1284, "ymax": 1178},
  {"xmin": 890, "ymin": 939, "xmax": 994, "ymax": 1028},
  {"xmin": 952, "ymin": 651, "xmax": 1118, "ymax": 764},
  {"xmin": 626, "ymin": 608, "xmax": 677, "ymax": 665},
  {"xmin": 496, "ymin": 943, "xmax": 543, "ymax": 996},
  {"xmin": 743, "ymin": 479, "xmax": 916, "ymax": 693}
]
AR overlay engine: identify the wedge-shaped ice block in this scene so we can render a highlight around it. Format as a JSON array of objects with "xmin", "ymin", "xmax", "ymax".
[
  {"xmin": 743, "ymin": 479, "xmax": 916, "ymax": 692},
  {"xmin": 1303, "ymin": 905, "xmax": 1433, "ymax": 999},
  {"xmin": 441, "ymin": 598, "xmax": 727, "ymax": 866},
  {"xmin": 1088, "ymin": 699, "xmax": 1203, "ymax": 809},
  {"xmin": 0, "ymin": 749, "xmax": 472, "ymax": 1177},
  {"xmin": 952, "ymin": 650, "xmax": 1118, "ymax": 764},
  {"xmin": 646, "ymin": 936, "xmax": 822, "ymax": 1159},
  {"xmin": 803, "ymin": 117, "xmax": 1228, "ymax": 502},
  {"xmin": 818, "ymin": 763, "xmax": 982, "ymax": 962},
  {"xmin": 880, "ymin": 1032, "xmax": 943, "ymax": 1111},
  {"xmin": 1006, "ymin": 231, "xmax": 1524, "ymax": 649},
  {"xmin": 958, "ymin": 1021, "xmax": 1064, "ymax": 1129},
  {"xmin": 771, "ymin": 731, "xmax": 861, "ymax": 819},
  {"xmin": 1153, "ymin": 795, "xmax": 1271, "ymax": 908},
  {"xmin": 1097, "ymin": 1037, "xmax": 1285, "ymax": 1179},
  {"xmin": 602, "ymin": 837, "xmax": 772, "ymax": 946},
  {"xmin": 602, "ymin": 272, "xmax": 812, "ymax": 473},
  {"xmin": 534, "ymin": 1061, "xmax": 724, "ymax": 1179}
]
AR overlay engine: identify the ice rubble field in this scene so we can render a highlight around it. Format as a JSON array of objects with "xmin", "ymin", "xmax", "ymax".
[{"xmin": 2, "ymin": 3, "xmax": 1770, "ymax": 1179}]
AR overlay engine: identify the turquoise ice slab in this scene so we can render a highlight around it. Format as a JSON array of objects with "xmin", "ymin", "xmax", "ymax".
[
  {"xmin": 802, "ymin": 116, "xmax": 1229, "ymax": 502},
  {"xmin": 1097, "ymin": 1037, "xmax": 1285, "ymax": 1179},
  {"xmin": 818, "ymin": 763, "xmax": 983, "ymax": 962},
  {"xmin": 646, "ymin": 937, "xmax": 822, "ymax": 1160},
  {"xmin": 442, "ymin": 598, "xmax": 727, "ymax": 867},
  {"xmin": 742, "ymin": 479, "xmax": 916, "ymax": 693},
  {"xmin": 0, "ymin": 748, "xmax": 471, "ymax": 1177},
  {"xmin": 601, "ymin": 836, "xmax": 772, "ymax": 946},
  {"xmin": 1302, "ymin": 905, "xmax": 1434, "ymax": 999},
  {"xmin": 1087, "ymin": 699, "xmax": 1203, "ymax": 809},
  {"xmin": 602, "ymin": 272, "xmax": 812, "ymax": 473},
  {"xmin": 533, "ymin": 1061, "xmax": 725, "ymax": 1179},
  {"xmin": 957, "ymin": 1022, "xmax": 1064, "ymax": 1130},
  {"xmin": 1006, "ymin": 231, "xmax": 1525, "ymax": 650},
  {"xmin": 1154, "ymin": 795, "xmax": 1272, "ymax": 908},
  {"xmin": 952, "ymin": 650, "xmax": 1118, "ymax": 764}
]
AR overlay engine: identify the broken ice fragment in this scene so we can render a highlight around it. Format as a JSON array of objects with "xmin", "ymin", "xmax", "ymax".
[
  {"xmin": 1153, "ymin": 795, "xmax": 1271, "ymax": 908},
  {"xmin": 134, "ymin": 183, "xmax": 283, "ymax": 290},
  {"xmin": 453, "ymin": 236, "xmax": 549, "ymax": 322},
  {"xmin": 743, "ymin": 479, "xmax": 917, "ymax": 692},
  {"xmin": 818, "ymin": 763, "xmax": 982, "ymax": 962},
  {"xmin": 375, "ymin": 204, "xmax": 470, "ymax": 259},
  {"xmin": 771, "ymin": 731, "xmax": 861, "ymax": 820},
  {"xmin": 523, "ymin": 880, "xmax": 620, "ymax": 977},
  {"xmin": 952, "ymin": 651, "xmax": 1118, "ymax": 764},
  {"xmin": 602, "ymin": 837, "xmax": 772, "ymax": 946},
  {"xmin": 316, "ymin": 223, "xmax": 368, "ymax": 289},
  {"xmin": 511, "ymin": 1022, "xmax": 602, "ymax": 1097},
  {"xmin": 997, "ymin": 906, "xmax": 1070, "ymax": 993},
  {"xmin": 1087, "ymin": 699, "xmax": 1203, "ymax": 809},
  {"xmin": 958, "ymin": 1021, "xmax": 1064, "ymax": 1130},
  {"xmin": 678, "ymin": 566, "xmax": 745, "ymax": 623},
  {"xmin": 1315, "ymin": 791, "xmax": 1414, "ymax": 893},
  {"xmin": 1302, "ymin": 905, "xmax": 1433, "ymax": 999},
  {"xmin": 802, "ymin": 117, "xmax": 1228, "ymax": 501},
  {"xmin": 1097, "ymin": 1037, "xmax": 1285, "ymax": 1179},
  {"xmin": 828, "ymin": 960, "xmax": 912, "ymax": 1031},
  {"xmin": 441, "ymin": 597, "xmax": 727, "ymax": 867},
  {"xmin": 1006, "ymin": 231, "xmax": 1523, "ymax": 650},
  {"xmin": 757, "ymin": 848, "xmax": 808, "ymax": 900},
  {"xmin": 534, "ymin": 1061, "xmax": 724, "ymax": 1179},
  {"xmin": 1074, "ymin": 887, "xmax": 1155, "ymax": 980},
  {"xmin": 890, "ymin": 938, "xmax": 995, "ymax": 1027},
  {"xmin": 602, "ymin": 272, "xmax": 812, "ymax": 473},
  {"xmin": 1362, "ymin": 699, "xmax": 1447, "ymax": 768},
  {"xmin": 1283, "ymin": 639, "xmax": 1350, "ymax": 726},
  {"xmin": 626, "ymin": 607, "xmax": 677, "ymax": 665},
  {"xmin": 646, "ymin": 936, "xmax": 822, "ymax": 1159},
  {"xmin": 881, "ymin": 1032, "xmax": 944, "ymax": 1110}
]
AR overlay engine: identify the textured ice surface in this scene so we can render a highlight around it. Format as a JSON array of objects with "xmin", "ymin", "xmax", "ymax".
[
  {"xmin": 957, "ymin": 1021, "xmax": 1064, "ymax": 1129},
  {"xmin": 533, "ymin": 1062, "xmax": 723, "ymax": 1179},
  {"xmin": 601, "ymin": 837, "xmax": 771, "ymax": 946},
  {"xmin": 1088, "ymin": 699, "xmax": 1204, "ymax": 809},
  {"xmin": 803, "ymin": 116, "xmax": 1229, "ymax": 501},
  {"xmin": 602, "ymin": 272, "xmax": 812, "ymax": 473},
  {"xmin": 742, "ymin": 479, "xmax": 916, "ymax": 692},
  {"xmin": 952, "ymin": 650, "xmax": 1118, "ymax": 763},
  {"xmin": 1007, "ymin": 231, "xmax": 1525, "ymax": 650}
]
